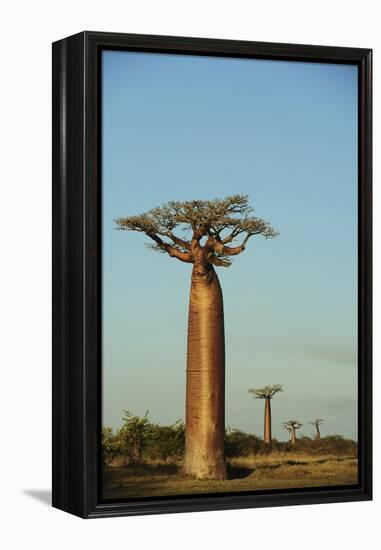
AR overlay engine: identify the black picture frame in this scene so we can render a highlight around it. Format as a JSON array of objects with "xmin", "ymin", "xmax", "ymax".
[{"xmin": 52, "ymin": 31, "xmax": 372, "ymax": 519}]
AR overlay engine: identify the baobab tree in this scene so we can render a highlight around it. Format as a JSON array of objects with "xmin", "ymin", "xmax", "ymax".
[
  {"xmin": 310, "ymin": 419, "xmax": 323, "ymax": 440},
  {"xmin": 283, "ymin": 420, "xmax": 303, "ymax": 444},
  {"xmin": 115, "ymin": 195, "xmax": 278, "ymax": 479},
  {"xmin": 247, "ymin": 385, "xmax": 283, "ymax": 445}
]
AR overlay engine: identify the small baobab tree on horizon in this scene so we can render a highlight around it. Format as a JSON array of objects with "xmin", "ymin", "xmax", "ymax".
[
  {"xmin": 115, "ymin": 195, "xmax": 278, "ymax": 480},
  {"xmin": 283, "ymin": 420, "xmax": 303, "ymax": 444},
  {"xmin": 310, "ymin": 419, "xmax": 323, "ymax": 440},
  {"xmin": 248, "ymin": 384, "xmax": 283, "ymax": 445}
]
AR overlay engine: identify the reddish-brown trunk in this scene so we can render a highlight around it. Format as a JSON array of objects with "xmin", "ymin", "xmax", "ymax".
[
  {"xmin": 291, "ymin": 428, "xmax": 296, "ymax": 444},
  {"xmin": 264, "ymin": 398, "xmax": 272, "ymax": 445},
  {"xmin": 182, "ymin": 265, "xmax": 227, "ymax": 480}
]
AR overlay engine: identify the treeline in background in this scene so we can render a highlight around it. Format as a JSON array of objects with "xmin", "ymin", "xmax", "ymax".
[{"xmin": 102, "ymin": 410, "xmax": 357, "ymax": 467}]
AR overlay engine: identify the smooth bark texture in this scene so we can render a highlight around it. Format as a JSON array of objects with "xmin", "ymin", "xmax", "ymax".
[
  {"xmin": 264, "ymin": 398, "xmax": 272, "ymax": 445},
  {"xmin": 183, "ymin": 265, "xmax": 227, "ymax": 480},
  {"xmin": 291, "ymin": 428, "xmax": 296, "ymax": 445}
]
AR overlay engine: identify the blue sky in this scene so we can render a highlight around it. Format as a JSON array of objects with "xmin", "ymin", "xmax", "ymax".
[{"xmin": 102, "ymin": 50, "xmax": 358, "ymax": 441}]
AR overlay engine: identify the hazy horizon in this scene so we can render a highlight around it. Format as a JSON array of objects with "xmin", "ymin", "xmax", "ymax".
[{"xmin": 102, "ymin": 50, "xmax": 358, "ymax": 442}]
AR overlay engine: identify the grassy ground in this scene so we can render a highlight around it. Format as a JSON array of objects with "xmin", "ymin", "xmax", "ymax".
[{"xmin": 102, "ymin": 453, "xmax": 358, "ymax": 499}]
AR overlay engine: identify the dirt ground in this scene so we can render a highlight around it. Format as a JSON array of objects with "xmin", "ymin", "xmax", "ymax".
[{"xmin": 102, "ymin": 453, "xmax": 358, "ymax": 500}]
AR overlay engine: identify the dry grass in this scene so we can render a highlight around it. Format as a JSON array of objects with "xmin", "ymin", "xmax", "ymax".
[{"xmin": 102, "ymin": 453, "xmax": 358, "ymax": 500}]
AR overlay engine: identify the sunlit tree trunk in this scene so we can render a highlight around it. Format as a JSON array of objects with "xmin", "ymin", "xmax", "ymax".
[
  {"xmin": 183, "ymin": 265, "xmax": 227, "ymax": 480},
  {"xmin": 264, "ymin": 398, "xmax": 272, "ymax": 445},
  {"xmin": 291, "ymin": 428, "xmax": 296, "ymax": 445}
]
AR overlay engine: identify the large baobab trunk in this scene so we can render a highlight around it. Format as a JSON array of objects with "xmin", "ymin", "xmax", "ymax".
[
  {"xmin": 264, "ymin": 398, "xmax": 272, "ymax": 445},
  {"xmin": 291, "ymin": 428, "xmax": 296, "ymax": 445},
  {"xmin": 183, "ymin": 266, "xmax": 227, "ymax": 480}
]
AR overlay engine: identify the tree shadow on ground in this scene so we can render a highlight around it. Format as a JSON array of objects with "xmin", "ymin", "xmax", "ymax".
[
  {"xmin": 228, "ymin": 462, "xmax": 288, "ymax": 479},
  {"xmin": 227, "ymin": 465, "xmax": 253, "ymax": 479}
]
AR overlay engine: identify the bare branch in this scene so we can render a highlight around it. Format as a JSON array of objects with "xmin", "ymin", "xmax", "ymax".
[
  {"xmin": 221, "ymin": 234, "xmax": 252, "ymax": 256},
  {"xmin": 146, "ymin": 233, "xmax": 192, "ymax": 263},
  {"xmin": 166, "ymin": 232, "xmax": 191, "ymax": 251},
  {"xmin": 221, "ymin": 228, "xmax": 243, "ymax": 244}
]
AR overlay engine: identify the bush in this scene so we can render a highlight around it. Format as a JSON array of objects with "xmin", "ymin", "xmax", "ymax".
[
  {"xmin": 101, "ymin": 427, "xmax": 121, "ymax": 465},
  {"xmin": 117, "ymin": 410, "xmax": 151, "ymax": 462},
  {"xmin": 272, "ymin": 435, "xmax": 357, "ymax": 456},
  {"xmin": 103, "ymin": 413, "xmax": 185, "ymax": 465},
  {"xmin": 225, "ymin": 429, "xmax": 262, "ymax": 457},
  {"xmin": 145, "ymin": 420, "xmax": 185, "ymax": 461}
]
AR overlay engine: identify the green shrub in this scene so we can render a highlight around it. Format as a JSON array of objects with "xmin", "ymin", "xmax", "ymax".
[
  {"xmin": 101, "ymin": 427, "xmax": 121, "ymax": 465},
  {"xmin": 117, "ymin": 410, "xmax": 151, "ymax": 462},
  {"xmin": 145, "ymin": 420, "xmax": 185, "ymax": 461},
  {"xmin": 225, "ymin": 429, "xmax": 262, "ymax": 457}
]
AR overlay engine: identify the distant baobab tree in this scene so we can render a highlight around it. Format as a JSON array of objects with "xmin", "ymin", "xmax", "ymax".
[
  {"xmin": 310, "ymin": 419, "xmax": 323, "ymax": 440},
  {"xmin": 283, "ymin": 420, "xmax": 303, "ymax": 444},
  {"xmin": 115, "ymin": 195, "xmax": 278, "ymax": 479},
  {"xmin": 248, "ymin": 385, "xmax": 283, "ymax": 445}
]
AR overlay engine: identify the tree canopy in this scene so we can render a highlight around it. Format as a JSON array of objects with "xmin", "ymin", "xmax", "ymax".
[
  {"xmin": 115, "ymin": 194, "xmax": 278, "ymax": 268},
  {"xmin": 309, "ymin": 419, "xmax": 323, "ymax": 426},
  {"xmin": 283, "ymin": 420, "xmax": 303, "ymax": 432},
  {"xmin": 248, "ymin": 384, "xmax": 283, "ymax": 400}
]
